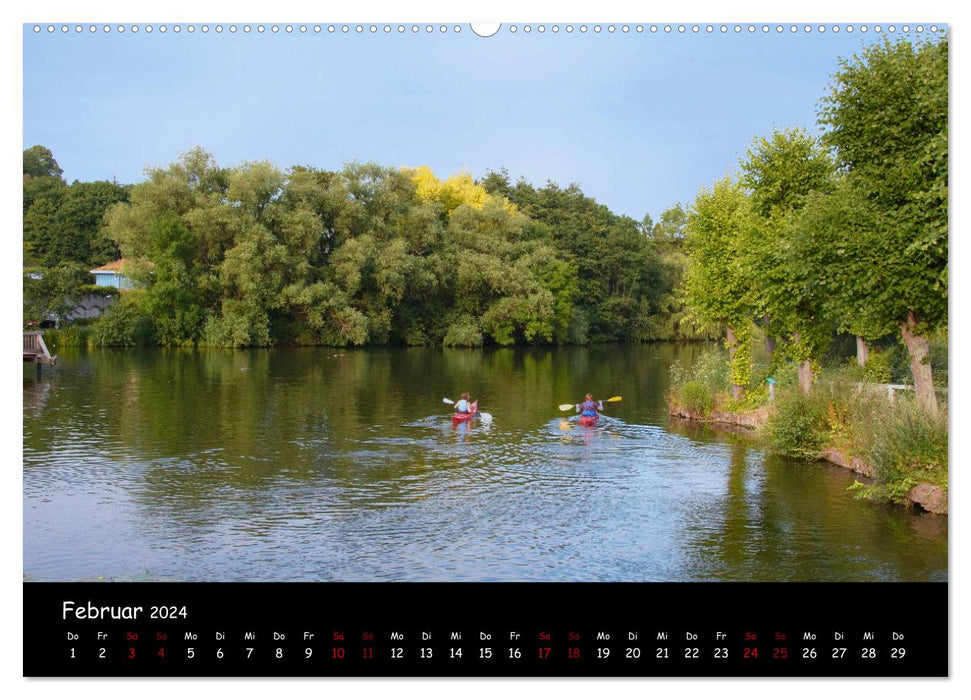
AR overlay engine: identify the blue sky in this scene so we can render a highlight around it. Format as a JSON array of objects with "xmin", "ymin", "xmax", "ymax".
[{"xmin": 24, "ymin": 23, "xmax": 919, "ymax": 220}]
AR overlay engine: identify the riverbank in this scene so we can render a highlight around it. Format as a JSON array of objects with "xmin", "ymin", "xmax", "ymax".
[
  {"xmin": 24, "ymin": 344, "xmax": 947, "ymax": 581},
  {"xmin": 668, "ymin": 399, "xmax": 948, "ymax": 515},
  {"xmin": 668, "ymin": 403, "xmax": 770, "ymax": 431}
]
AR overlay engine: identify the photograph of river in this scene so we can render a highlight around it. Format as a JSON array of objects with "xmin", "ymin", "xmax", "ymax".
[
  {"xmin": 23, "ymin": 345, "xmax": 946, "ymax": 582},
  {"xmin": 23, "ymin": 22, "xmax": 947, "ymax": 584}
]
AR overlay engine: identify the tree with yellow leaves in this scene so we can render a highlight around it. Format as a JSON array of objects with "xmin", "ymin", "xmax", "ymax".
[{"xmin": 407, "ymin": 165, "xmax": 515, "ymax": 215}]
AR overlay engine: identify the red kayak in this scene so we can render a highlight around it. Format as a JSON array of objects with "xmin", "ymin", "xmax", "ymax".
[
  {"xmin": 452, "ymin": 400, "xmax": 478, "ymax": 425},
  {"xmin": 578, "ymin": 413, "xmax": 600, "ymax": 427}
]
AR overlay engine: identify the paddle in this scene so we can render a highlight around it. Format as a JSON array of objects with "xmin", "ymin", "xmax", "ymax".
[
  {"xmin": 558, "ymin": 396, "xmax": 622, "ymax": 411},
  {"xmin": 443, "ymin": 397, "xmax": 492, "ymax": 423}
]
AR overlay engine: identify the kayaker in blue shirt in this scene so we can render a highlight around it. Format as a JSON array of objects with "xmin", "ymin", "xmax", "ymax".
[
  {"xmin": 454, "ymin": 392, "xmax": 473, "ymax": 414},
  {"xmin": 576, "ymin": 394, "xmax": 604, "ymax": 417}
]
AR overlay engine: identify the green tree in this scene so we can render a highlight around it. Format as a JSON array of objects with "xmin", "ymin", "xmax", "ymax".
[
  {"xmin": 46, "ymin": 181, "xmax": 127, "ymax": 266},
  {"xmin": 23, "ymin": 145, "xmax": 127, "ymax": 269},
  {"xmin": 496, "ymin": 178, "xmax": 672, "ymax": 343},
  {"xmin": 139, "ymin": 215, "xmax": 206, "ymax": 345},
  {"xmin": 641, "ymin": 203, "xmax": 715, "ymax": 341},
  {"xmin": 683, "ymin": 177, "xmax": 755, "ymax": 399},
  {"xmin": 479, "ymin": 167, "xmax": 514, "ymax": 200},
  {"xmin": 738, "ymin": 127, "xmax": 835, "ymax": 393},
  {"xmin": 741, "ymin": 128, "xmax": 834, "ymax": 220},
  {"xmin": 652, "ymin": 203, "xmax": 687, "ymax": 241},
  {"xmin": 23, "ymin": 184, "xmax": 66, "ymax": 265},
  {"xmin": 84, "ymin": 151, "xmax": 685, "ymax": 349},
  {"xmin": 105, "ymin": 147, "xmax": 230, "ymax": 264},
  {"xmin": 23, "ymin": 263, "xmax": 90, "ymax": 326},
  {"xmin": 818, "ymin": 36, "xmax": 947, "ymax": 415},
  {"xmin": 23, "ymin": 145, "xmax": 63, "ymax": 179},
  {"xmin": 23, "ymin": 167, "xmax": 66, "ymax": 216},
  {"xmin": 786, "ymin": 180, "xmax": 886, "ymax": 343}
]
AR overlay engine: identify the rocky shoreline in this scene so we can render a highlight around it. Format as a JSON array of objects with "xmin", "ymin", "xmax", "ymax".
[{"xmin": 669, "ymin": 402, "xmax": 948, "ymax": 515}]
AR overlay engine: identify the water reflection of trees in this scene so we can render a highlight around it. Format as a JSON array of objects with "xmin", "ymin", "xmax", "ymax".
[
  {"xmin": 24, "ymin": 345, "xmax": 946, "ymax": 581},
  {"xmin": 683, "ymin": 439, "xmax": 947, "ymax": 581}
]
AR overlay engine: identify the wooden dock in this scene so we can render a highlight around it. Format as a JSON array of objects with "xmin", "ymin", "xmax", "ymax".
[{"xmin": 24, "ymin": 331, "xmax": 56, "ymax": 377}]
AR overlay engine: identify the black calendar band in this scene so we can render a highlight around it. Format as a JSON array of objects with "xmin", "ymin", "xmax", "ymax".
[{"xmin": 24, "ymin": 582, "xmax": 947, "ymax": 677}]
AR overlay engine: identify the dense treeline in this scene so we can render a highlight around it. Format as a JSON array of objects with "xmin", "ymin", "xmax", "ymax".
[
  {"xmin": 24, "ymin": 146, "xmax": 710, "ymax": 349},
  {"xmin": 480, "ymin": 172, "xmax": 698, "ymax": 342},
  {"xmin": 24, "ymin": 145, "xmax": 128, "ymax": 267},
  {"xmin": 681, "ymin": 37, "xmax": 947, "ymax": 416},
  {"xmin": 23, "ymin": 145, "xmax": 130, "ymax": 323}
]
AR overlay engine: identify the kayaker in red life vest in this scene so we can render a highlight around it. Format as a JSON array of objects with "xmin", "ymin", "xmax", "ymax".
[
  {"xmin": 576, "ymin": 394, "xmax": 604, "ymax": 417},
  {"xmin": 454, "ymin": 392, "xmax": 474, "ymax": 415}
]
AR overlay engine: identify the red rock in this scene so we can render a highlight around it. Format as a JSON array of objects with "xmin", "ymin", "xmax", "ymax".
[{"xmin": 908, "ymin": 484, "xmax": 948, "ymax": 514}]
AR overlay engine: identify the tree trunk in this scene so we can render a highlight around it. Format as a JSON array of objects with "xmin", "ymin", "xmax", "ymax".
[
  {"xmin": 900, "ymin": 312, "xmax": 938, "ymax": 417},
  {"xmin": 856, "ymin": 336, "xmax": 870, "ymax": 367},
  {"xmin": 798, "ymin": 360, "xmax": 814, "ymax": 396},
  {"xmin": 792, "ymin": 331, "xmax": 813, "ymax": 395},
  {"xmin": 726, "ymin": 325, "xmax": 742, "ymax": 401}
]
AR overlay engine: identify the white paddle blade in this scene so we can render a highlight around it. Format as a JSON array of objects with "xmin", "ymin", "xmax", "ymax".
[
  {"xmin": 442, "ymin": 397, "xmax": 454, "ymax": 404},
  {"xmin": 479, "ymin": 412, "xmax": 493, "ymax": 423}
]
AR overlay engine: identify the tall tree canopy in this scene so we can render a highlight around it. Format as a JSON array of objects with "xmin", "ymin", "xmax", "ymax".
[
  {"xmin": 77, "ymin": 149, "xmax": 689, "ymax": 348},
  {"xmin": 817, "ymin": 36, "xmax": 947, "ymax": 413},
  {"xmin": 683, "ymin": 177, "xmax": 755, "ymax": 399},
  {"xmin": 482, "ymin": 171, "xmax": 702, "ymax": 343},
  {"xmin": 738, "ymin": 127, "xmax": 835, "ymax": 392},
  {"xmin": 674, "ymin": 36, "xmax": 947, "ymax": 413},
  {"xmin": 22, "ymin": 147, "xmax": 130, "ymax": 325},
  {"xmin": 23, "ymin": 146, "xmax": 128, "ymax": 268},
  {"xmin": 23, "ymin": 145, "xmax": 63, "ymax": 179}
]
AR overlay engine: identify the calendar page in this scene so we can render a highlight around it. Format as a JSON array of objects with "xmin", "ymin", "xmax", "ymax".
[{"xmin": 20, "ymin": 9, "xmax": 949, "ymax": 680}]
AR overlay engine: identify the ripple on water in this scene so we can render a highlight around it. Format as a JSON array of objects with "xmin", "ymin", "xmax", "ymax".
[{"xmin": 23, "ymin": 347, "xmax": 948, "ymax": 582}]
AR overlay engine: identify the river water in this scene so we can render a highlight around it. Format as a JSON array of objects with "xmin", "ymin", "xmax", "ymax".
[{"xmin": 23, "ymin": 344, "xmax": 947, "ymax": 582}]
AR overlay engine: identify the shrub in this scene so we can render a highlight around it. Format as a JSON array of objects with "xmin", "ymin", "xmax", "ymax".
[
  {"xmin": 861, "ymin": 351, "xmax": 893, "ymax": 383},
  {"xmin": 690, "ymin": 349, "xmax": 731, "ymax": 393},
  {"xmin": 765, "ymin": 392, "xmax": 828, "ymax": 458},
  {"xmin": 42, "ymin": 325, "xmax": 92, "ymax": 349},
  {"xmin": 679, "ymin": 380, "xmax": 715, "ymax": 415},
  {"xmin": 202, "ymin": 314, "xmax": 255, "ymax": 348},
  {"xmin": 881, "ymin": 343, "xmax": 908, "ymax": 385},
  {"xmin": 839, "ymin": 351, "xmax": 893, "ymax": 384},
  {"xmin": 668, "ymin": 347, "xmax": 730, "ymax": 414},
  {"xmin": 78, "ymin": 284, "xmax": 120, "ymax": 297},
  {"xmin": 201, "ymin": 301, "xmax": 273, "ymax": 348},
  {"xmin": 92, "ymin": 294, "xmax": 155, "ymax": 346},
  {"xmin": 443, "ymin": 315, "xmax": 483, "ymax": 347},
  {"xmin": 817, "ymin": 382, "xmax": 868, "ymax": 448},
  {"xmin": 808, "ymin": 384, "xmax": 948, "ymax": 505},
  {"xmin": 768, "ymin": 359, "xmax": 799, "ymax": 392},
  {"xmin": 404, "ymin": 324, "xmax": 429, "ymax": 346},
  {"xmin": 724, "ymin": 380, "xmax": 770, "ymax": 411},
  {"xmin": 669, "ymin": 359, "xmax": 689, "ymax": 387},
  {"xmin": 859, "ymin": 398, "xmax": 948, "ymax": 502}
]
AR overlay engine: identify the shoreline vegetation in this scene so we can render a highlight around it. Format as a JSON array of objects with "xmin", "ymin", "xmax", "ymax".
[
  {"xmin": 667, "ymin": 345, "xmax": 948, "ymax": 514},
  {"xmin": 666, "ymin": 36, "xmax": 948, "ymax": 512},
  {"xmin": 24, "ymin": 151, "xmax": 714, "ymax": 350},
  {"xmin": 24, "ymin": 37, "xmax": 946, "ymax": 512}
]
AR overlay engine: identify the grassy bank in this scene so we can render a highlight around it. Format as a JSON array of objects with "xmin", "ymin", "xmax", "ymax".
[
  {"xmin": 668, "ymin": 347, "xmax": 948, "ymax": 509},
  {"xmin": 41, "ymin": 323, "xmax": 95, "ymax": 350}
]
